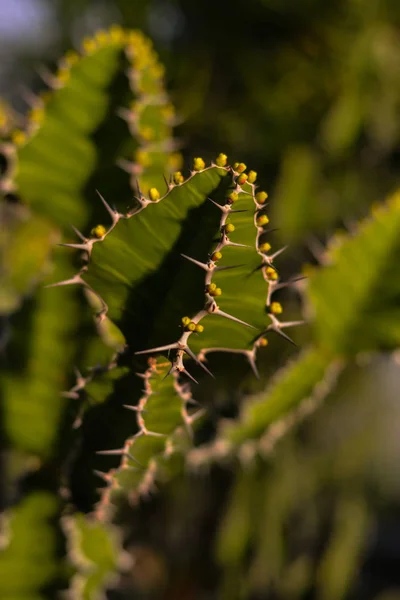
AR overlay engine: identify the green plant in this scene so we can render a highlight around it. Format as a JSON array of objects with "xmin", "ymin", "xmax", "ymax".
[{"xmin": 1, "ymin": 24, "xmax": 400, "ymax": 600}]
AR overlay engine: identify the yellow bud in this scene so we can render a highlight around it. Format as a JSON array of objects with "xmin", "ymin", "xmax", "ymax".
[
  {"xmin": 259, "ymin": 242, "xmax": 271, "ymax": 253},
  {"xmin": 214, "ymin": 287, "xmax": 222, "ymax": 296},
  {"xmin": 215, "ymin": 153, "xmax": 228, "ymax": 167},
  {"xmin": 56, "ymin": 68, "xmax": 70, "ymax": 85},
  {"xmin": 227, "ymin": 192, "xmax": 238, "ymax": 203},
  {"xmin": 236, "ymin": 162, "xmax": 247, "ymax": 173},
  {"xmin": 82, "ymin": 37, "xmax": 97, "ymax": 54},
  {"xmin": 225, "ymin": 223, "xmax": 235, "ymax": 234},
  {"xmin": 207, "ymin": 283, "xmax": 217, "ymax": 293},
  {"xmin": 139, "ymin": 126, "xmax": 154, "ymax": 141},
  {"xmin": 149, "ymin": 188, "xmax": 160, "ymax": 201},
  {"xmin": 135, "ymin": 150, "xmax": 152, "ymax": 168},
  {"xmin": 265, "ymin": 266, "xmax": 278, "ymax": 281},
  {"xmin": 233, "ymin": 162, "xmax": 240, "ymax": 170},
  {"xmin": 195, "ymin": 323, "xmax": 204, "ymax": 333},
  {"xmin": 256, "ymin": 191, "xmax": 268, "ymax": 204},
  {"xmin": 188, "ymin": 322, "xmax": 196, "ymax": 332},
  {"xmin": 259, "ymin": 337, "xmax": 268, "ymax": 347},
  {"xmin": 181, "ymin": 316, "xmax": 191, "ymax": 326},
  {"xmin": 237, "ymin": 173, "xmax": 248, "ymax": 186},
  {"xmin": 173, "ymin": 171, "xmax": 184, "ymax": 185},
  {"xmin": 257, "ymin": 214, "xmax": 269, "ymax": 227},
  {"xmin": 64, "ymin": 50, "xmax": 79, "ymax": 66},
  {"xmin": 247, "ymin": 170, "xmax": 257, "ymax": 184},
  {"xmin": 193, "ymin": 157, "xmax": 205, "ymax": 171},
  {"xmin": 12, "ymin": 130, "xmax": 26, "ymax": 146},
  {"xmin": 270, "ymin": 302, "xmax": 283, "ymax": 315},
  {"xmin": 212, "ymin": 251, "xmax": 223, "ymax": 261},
  {"xmin": 109, "ymin": 24, "xmax": 125, "ymax": 43},
  {"xmin": 95, "ymin": 30, "xmax": 109, "ymax": 45},
  {"xmin": 91, "ymin": 224, "xmax": 106, "ymax": 238}
]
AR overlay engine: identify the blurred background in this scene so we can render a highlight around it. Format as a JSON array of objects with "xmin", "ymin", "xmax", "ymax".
[{"xmin": 1, "ymin": 0, "xmax": 400, "ymax": 598}]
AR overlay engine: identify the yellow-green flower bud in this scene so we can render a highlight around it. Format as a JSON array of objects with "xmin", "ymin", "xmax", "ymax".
[
  {"xmin": 173, "ymin": 171, "xmax": 184, "ymax": 185},
  {"xmin": 215, "ymin": 153, "xmax": 228, "ymax": 167},
  {"xmin": 259, "ymin": 337, "xmax": 268, "ymax": 347},
  {"xmin": 227, "ymin": 192, "xmax": 238, "ymax": 204},
  {"xmin": 256, "ymin": 214, "xmax": 269, "ymax": 227},
  {"xmin": 149, "ymin": 187, "xmax": 160, "ymax": 201},
  {"xmin": 236, "ymin": 162, "xmax": 247, "ymax": 173},
  {"xmin": 259, "ymin": 242, "xmax": 271, "ymax": 253},
  {"xmin": 265, "ymin": 266, "xmax": 278, "ymax": 281},
  {"xmin": 195, "ymin": 323, "xmax": 204, "ymax": 333},
  {"xmin": 237, "ymin": 173, "xmax": 248, "ymax": 186},
  {"xmin": 193, "ymin": 157, "xmax": 205, "ymax": 171},
  {"xmin": 211, "ymin": 251, "xmax": 223, "ymax": 261},
  {"xmin": 181, "ymin": 316, "xmax": 191, "ymax": 326},
  {"xmin": 225, "ymin": 223, "xmax": 235, "ymax": 234},
  {"xmin": 91, "ymin": 224, "xmax": 106, "ymax": 238},
  {"xmin": 187, "ymin": 322, "xmax": 196, "ymax": 332},
  {"xmin": 214, "ymin": 287, "xmax": 222, "ymax": 296},
  {"xmin": 270, "ymin": 302, "xmax": 283, "ymax": 315},
  {"xmin": 207, "ymin": 283, "xmax": 217, "ymax": 293},
  {"xmin": 256, "ymin": 191, "xmax": 268, "ymax": 204},
  {"xmin": 247, "ymin": 170, "xmax": 257, "ymax": 183}
]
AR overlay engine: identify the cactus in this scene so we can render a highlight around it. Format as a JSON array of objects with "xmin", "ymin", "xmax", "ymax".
[{"xmin": 2, "ymin": 22, "xmax": 400, "ymax": 600}]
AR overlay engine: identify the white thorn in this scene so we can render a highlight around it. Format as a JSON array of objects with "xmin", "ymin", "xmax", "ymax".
[
  {"xmin": 70, "ymin": 225, "xmax": 87, "ymax": 242},
  {"xmin": 135, "ymin": 342, "xmax": 179, "ymax": 355},
  {"xmin": 214, "ymin": 309, "xmax": 256, "ymax": 329},
  {"xmin": 180, "ymin": 253, "xmax": 209, "ymax": 271},
  {"xmin": 225, "ymin": 240, "xmax": 253, "ymax": 249},
  {"xmin": 270, "ymin": 246, "xmax": 288, "ymax": 260},
  {"xmin": 180, "ymin": 368, "xmax": 199, "ymax": 384},
  {"xmin": 96, "ymin": 190, "xmax": 119, "ymax": 224},
  {"xmin": 184, "ymin": 346, "xmax": 215, "ymax": 378},
  {"xmin": 59, "ymin": 242, "xmax": 90, "ymax": 251},
  {"xmin": 280, "ymin": 320, "xmax": 305, "ymax": 329},
  {"xmin": 96, "ymin": 448, "xmax": 125, "ymax": 456},
  {"xmin": 45, "ymin": 274, "xmax": 82, "ymax": 288}
]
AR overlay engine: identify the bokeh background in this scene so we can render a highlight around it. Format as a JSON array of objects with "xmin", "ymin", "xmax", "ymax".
[{"xmin": 1, "ymin": 0, "xmax": 400, "ymax": 598}]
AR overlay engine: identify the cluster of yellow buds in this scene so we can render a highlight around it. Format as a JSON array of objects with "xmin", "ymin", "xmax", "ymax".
[
  {"xmin": 256, "ymin": 214, "xmax": 269, "ymax": 227},
  {"xmin": 193, "ymin": 157, "xmax": 205, "ymax": 171},
  {"xmin": 264, "ymin": 266, "xmax": 278, "ymax": 281},
  {"xmin": 206, "ymin": 283, "xmax": 222, "ymax": 297},
  {"xmin": 181, "ymin": 317, "xmax": 204, "ymax": 333},
  {"xmin": 215, "ymin": 153, "xmax": 228, "ymax": 167},
  {"xmin": 211, "ymin": 251, "xmax": 223, "ymax": 261}
]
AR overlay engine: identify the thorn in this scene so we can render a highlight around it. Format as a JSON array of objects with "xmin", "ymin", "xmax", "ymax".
[
  {"xmin": 280, "ymin": 320, "xmax": 305, "ymax": 329},
  {"xmin": 214, "ymin": 309, "xmax": 256, "ymax": 329},
  {"xmin": 45, "ymin": 274, "xmax": 82, "ymax": 288},
  {"xmin": 60, "ymin": 391, "xmax": 79, "ymax": 399},
  {"xmin": 135, "ymin": 342, "xmax": 179, "ymax": 355},
  {"xmin": 58, "ymin": 242, "xmax": 90, "ymax": 251},
  {"xmin": 270, "ymin": 246, "xmax": 288, "ymax": 260},
  {"xmin": 215, "ymin": 264, "xmax": 245, "ymax": 272},
  {"xmin": 208, "ymin": 197, "xmax": 224, "ymax": 211},
  {"xmin": 225, "ymin": 241, "xmax": 253, "ymax": 249},
  {"xmin": 180, "ymin": 368, "xmax": 199, "ymax": 384},
  {"xmin": 230, "ymin": 209, "xmax": 248, "ymax": 213},
  {"xmin": 180, "ymin": 253, "xmax": 209, "ymax": 271},
  {"xmin": 146, "ymin": 430, "xmax": 167, "ymax": 438},
  {"xmin": 126, "ymin": 453, "xmax": 146, "ymax": 469},
  {"xmin": 123, "ymin": 405, "xmax": 149, "ymax": 413},
  {"xmin": 271, "ymin": 327, "xmax": 297, "ymax": 346},
  {"xmin": 70, "ymin": 224, "xmax": 87, "ymax": 242},
  {"xmin": 163, "ymin": 364, "xmax": 174, "ymax": 381},
  {"xmin": 274, "ymin": 276, "xmax": 306, "ymax": 290},
  {"xmin": 96, "ymin": 449, "xmax": 125, "ymax": 456},
  {"xmin": 247, "ymin": 353, "xmax": 260, "ymax": 379},
  {"xmin": 93, "ymin": 470, "xmax": 110, "ymax": 482},
  {"xmin": 189, "ymin": 408, "xmax": 207, "ymax": 423},
  {"xmin": 184, "ymin": 346, "xmax": 215, "ymax": 378},
  {"xmin": 96, "ymin": 190, "xmax": 119, "ymax": 223}
]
